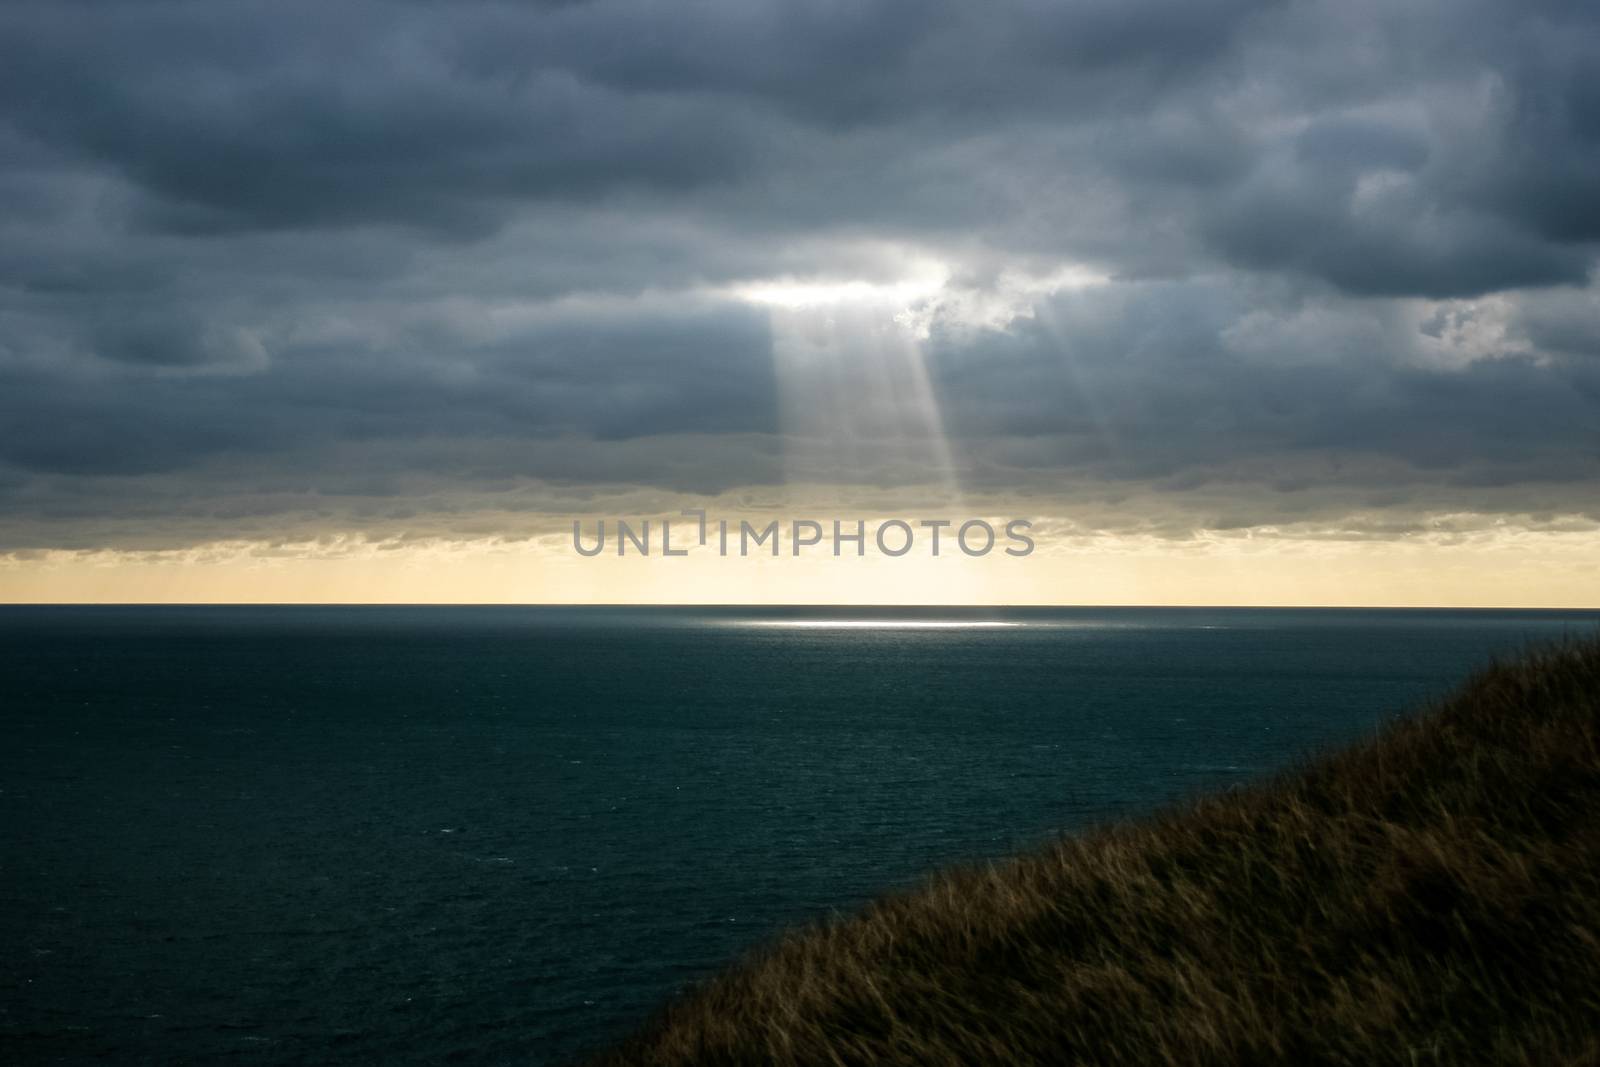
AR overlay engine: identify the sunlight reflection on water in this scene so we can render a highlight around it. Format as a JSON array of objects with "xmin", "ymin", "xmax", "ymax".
[{"xmin": 741, "ymin": 619, "xmax": 1023, "ymax": 629}]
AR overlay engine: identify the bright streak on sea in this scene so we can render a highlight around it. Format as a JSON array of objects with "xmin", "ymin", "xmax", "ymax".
[{"xmin": 742, "ymin": 620, "xmax": 1023, "ymax": 629}]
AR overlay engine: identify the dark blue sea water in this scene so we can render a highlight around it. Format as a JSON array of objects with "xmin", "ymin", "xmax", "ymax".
[{"xmin": 2, "ymin": 605, "xmax": 1595, "ymax": 1064}]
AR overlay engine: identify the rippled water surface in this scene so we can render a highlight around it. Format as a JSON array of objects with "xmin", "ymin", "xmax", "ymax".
[{"xmin": 2, "ymin": 605, "xmax": 1595, "ymax": 1063}]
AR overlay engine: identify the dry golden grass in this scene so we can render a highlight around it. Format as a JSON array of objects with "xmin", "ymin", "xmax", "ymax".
[{"xmin": 585, "ymin": 639, "xmax": 1600, "ymax": 1066}]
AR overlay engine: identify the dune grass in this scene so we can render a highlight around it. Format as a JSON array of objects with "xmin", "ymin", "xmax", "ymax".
[{"xmin": 585, "ymin": 639, "xmax": 1600, "ymax": 1066}]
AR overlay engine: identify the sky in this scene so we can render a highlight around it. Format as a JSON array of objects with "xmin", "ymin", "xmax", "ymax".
[{"xmin": 1, "ymin": 0, "xmax": 1597, "ymax": 605}]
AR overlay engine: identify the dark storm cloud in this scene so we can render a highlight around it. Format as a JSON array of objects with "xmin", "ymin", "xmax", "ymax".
[
  {"xmin": 1514, "ymin": 288, "xmax": 1600, "ymax": 359},
  {"xmin": 0, "ymin": 0, "xmax": 1598, "ymax": 550},
  {"xmin": 0, "ymin": 0, "xmax": 1278, "ymax": 238},
  {"xmin": 927, "ymin": 280, "xmax": 1600, "ymax": 490},
  {"xmin": 0, "ymin": 297, "xmax": 776, "ymax": 475}
]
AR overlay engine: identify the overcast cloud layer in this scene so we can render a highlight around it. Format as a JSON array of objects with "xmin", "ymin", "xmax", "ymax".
[{"xmin": 1, "ymin": 0, "xmax": 1597, "ymax": 551}]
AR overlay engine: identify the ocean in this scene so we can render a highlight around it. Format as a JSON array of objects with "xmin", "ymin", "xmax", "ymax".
[{"xmin": 2, "ymin": 605, "xmax": 1595, "ymax": 1064}]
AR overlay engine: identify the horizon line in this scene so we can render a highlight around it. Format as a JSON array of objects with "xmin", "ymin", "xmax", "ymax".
[{"xmin": 3, "ymin": 602, "xmax": 1598, "ymax": 612}]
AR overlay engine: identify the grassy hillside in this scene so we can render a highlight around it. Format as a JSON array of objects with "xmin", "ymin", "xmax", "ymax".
[{"xmin": 586, "ymin": 639, "xmax": 1600, "ymax": 1066}]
